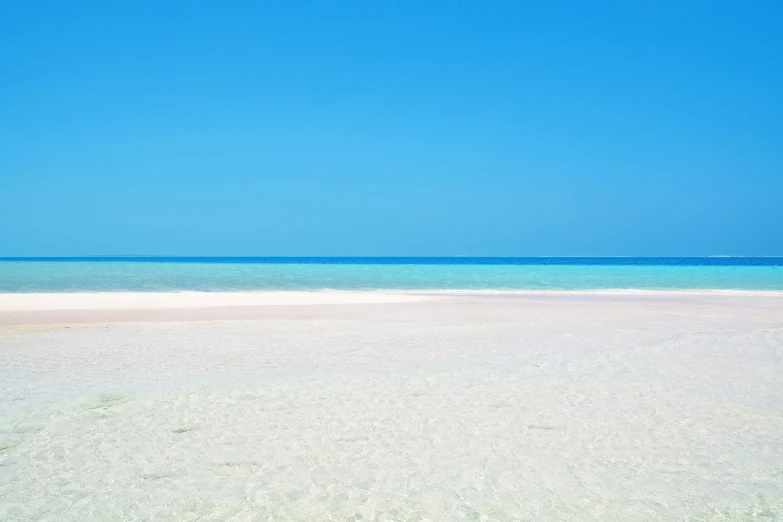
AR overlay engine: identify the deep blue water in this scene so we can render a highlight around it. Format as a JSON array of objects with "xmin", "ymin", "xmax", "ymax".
[
  {"xmin": 0, "ymin": 258, "xmax": 781, "ymax": 292},
  {"xmin": 2, "ymin": 256, "xmax": 782, "ymax": 266}
]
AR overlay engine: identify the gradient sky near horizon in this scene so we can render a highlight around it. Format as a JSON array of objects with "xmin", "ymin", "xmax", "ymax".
[{"xmin": 1, "ymin": 1, "xmax": 781, "ymax": 256}]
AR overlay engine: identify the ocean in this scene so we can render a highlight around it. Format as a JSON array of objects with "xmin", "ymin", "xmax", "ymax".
[{"xmin": 0, "ymin": 257, "xmax": 782, "ymax": 292}]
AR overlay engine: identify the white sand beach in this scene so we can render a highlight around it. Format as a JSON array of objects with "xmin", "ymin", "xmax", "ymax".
[
  {"xmin": 0, "ymin": 290, "xmax": 438, "ymax": 312},
  {"xmin": 1, "ymin": 291, "xmax": 782, "ymax": 520}
]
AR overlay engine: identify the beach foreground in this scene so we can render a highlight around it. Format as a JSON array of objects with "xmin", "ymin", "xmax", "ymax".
[{"xmin": 1, "ymin": 291, "xmax": 782, "ymax": 520}]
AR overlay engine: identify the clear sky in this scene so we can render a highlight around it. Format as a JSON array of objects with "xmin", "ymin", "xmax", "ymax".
[{"xmin": 1, "ymin": 1, "xmax": 781, "ymax": 256}]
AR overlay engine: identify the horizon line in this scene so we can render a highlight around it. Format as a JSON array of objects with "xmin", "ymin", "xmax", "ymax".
[{"xmin": 2, "ymin": 255, "xmax": 783, "ymax": 260}]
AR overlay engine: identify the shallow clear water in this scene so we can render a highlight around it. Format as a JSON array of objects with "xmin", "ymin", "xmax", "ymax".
[
  {"xmin": 0, "ymin": 257, "xmax": 782, "ymax": 292},
  {"xmin": 2, "ymin": 297, "xmax": 783, "ymax": 521}
]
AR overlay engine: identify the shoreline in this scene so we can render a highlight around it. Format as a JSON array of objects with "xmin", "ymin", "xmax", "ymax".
[
  {"xmin": 1, "ymin": 288, "xmax": 783, "ymax": 310},
  {"xmin": 1, "ymin": 288, "xmax": 781, "ymax": 326}
]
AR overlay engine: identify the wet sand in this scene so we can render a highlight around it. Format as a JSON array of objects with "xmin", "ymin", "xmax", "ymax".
[{"xmin": 1, "ymin": 291, "xmax": 782, "ymax": 520}]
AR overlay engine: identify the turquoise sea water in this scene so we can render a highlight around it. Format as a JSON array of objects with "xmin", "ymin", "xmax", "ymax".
[{"xmin": 0, "ymin": 258, "xmax": 781, "ymax": 292}]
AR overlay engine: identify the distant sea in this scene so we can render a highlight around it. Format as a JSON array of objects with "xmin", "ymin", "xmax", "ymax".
[{"xmin": 0, "ymin": 257, "xmax": 781, "ymax": 292}]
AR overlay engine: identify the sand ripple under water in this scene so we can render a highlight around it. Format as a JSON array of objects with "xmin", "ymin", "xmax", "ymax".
[{"xmin": 1, "ymin": 293, "xmax": 782, "ymax": 520}]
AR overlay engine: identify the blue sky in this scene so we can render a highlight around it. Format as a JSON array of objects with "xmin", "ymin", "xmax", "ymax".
[{"xmin": 1, "ymin": 1, "xmax": 781, "ymax": 256}]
